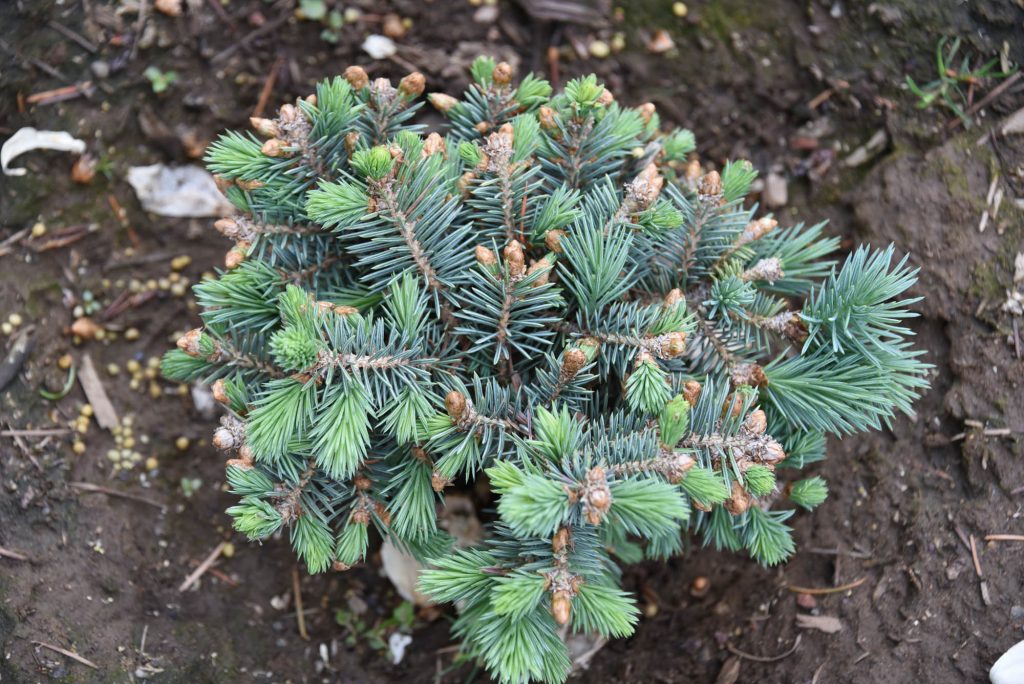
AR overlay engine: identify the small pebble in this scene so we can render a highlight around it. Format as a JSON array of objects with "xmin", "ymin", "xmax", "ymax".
[
  {"xmin": 31, "ymin": 222, "xmax": 47, "ymax": 238},
  {"xmin": 0, "ymin": 323, "xmax": 12, "ymax": 335},
  {"xmin": 125, "ymin": 328, "xmax": 140, "ymax": 341},
  {"xmin": 57, "ymin": 354, "xmax": 73, "ymax": 370},
  {"xmin": 107, "ymin": 363, "xmax": 120, "ymax": 376},
  {"xmin": 170, "ymin": 255, "xmax": 192, "ymax": 271},
  {"xmin": 589, "ymin": 40, "xmax": 610, "ymax": 59},
  {"xmin": 81, "ymin": 404, "xmax": 94, "ymax": 417},
  {"xmin": 8, "ymin": 313, "xmax": 23, "ymax": 327},
  {"xmin": 72, "ymin": 441, "xmax": 86, "ymax": 455},
  {"xmin": 145, "ymin": 456, "xmax": 159, "ymax": 470},
  {"xmin": 91, "ymin": 60, "xmax": 110, "ymax": 79},
  {"xmin": 175, "ymin": 436, "xmax": 190, "ymax": 451},
  {"xmin": 672, "ymin": 2, "xmax": 688, "ymax": 17},
  {"xmin": 126, "ymin": 360, "xmax": 141, "ymax": 373},
  {"xmin": 222, "ymin": 542, "xmax": 236, "ymax": 558}
]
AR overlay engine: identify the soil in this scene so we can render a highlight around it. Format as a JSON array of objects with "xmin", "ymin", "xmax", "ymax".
[{"xmin": 2, "ymin": 1, "xmax": 1024, "ymax": 682}]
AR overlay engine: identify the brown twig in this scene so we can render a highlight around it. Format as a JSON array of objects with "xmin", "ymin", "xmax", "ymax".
[
  {"xmin": 253, "ymin": 56, "xmax": 285, "ymax": 118},
  {"xmin": 1, "ymin": 428, "xmax": 70, "ymax": 437},
  {"xmin": 726, "ymin": 634, "xmax": 802, "ymax": 663},
  {"xmin": 70, "ymin": 482, "xmax": 165, "ymax": 509},
  {"xmin": 969, "ymin": 534, "xmax": 983, "ymax": 577},
  {"xmin": 0, "ymin": 546, "xmax": 30, "ymax": 561},
  {"xmin": 32, "ymin": 641, "xmax": 98, "ymax": 669},
  {"xmin": 179, "ymin": 541, "xmax": 227, "ymax": 592},
  {"xmin": 26, "ymin": 81, "xmax": 94, "ymax": 106},
  {"xmin": 985, "ymin": 534, "xmax": 1024, "ymax": 542},
  {"xmin": 292, "ymin": 565, "xmax": 309, "ymax": 640},
  {"xmin": 946, "ymin": 72, "xmax": 1023, "ymax": 132},
  {"xmin": 787, "ymin": 576, "xmax": 867, "ymax": 595},
  {"xmin": 48, "ymin": 20, "xmax": 98, "ymax": 53}
]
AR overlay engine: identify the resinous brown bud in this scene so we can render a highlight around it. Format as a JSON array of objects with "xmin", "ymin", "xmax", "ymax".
[
  {"xmin": 492, "ymin": 62, "xmax": 513, "ymax": 86},
  {"xmin": 445, "ymin": 390, "xmax": 467, "ymax": 422},
  {"xmin": 343, "ymin": 65, "xmax": 369, "ymax": 91},
  {"xmin": 398, "ymin": 72, "xmax": 425, "ymax": 98}
]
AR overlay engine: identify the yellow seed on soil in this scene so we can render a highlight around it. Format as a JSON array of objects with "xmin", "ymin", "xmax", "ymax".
[
  {"xmin": 147, "ymin": 357, "xmax": 161, "ymax": 369},
  {"xmin": 158, "ymin": 278, "xmax": 171, "ymax": 291},
  {"xmin": 176, "ymin": 436, "xmax": 190, "ymax": 451},
  {"xmin": 149, "ymin": 384, "xmax": 162, "ymax": 399},
  {"xmin": 107, "ymin": 363, "xmax": 120, "ymax": 376},
  {"xmin": 75, "ymin": 422, "xmax": 88, "ymax": 434},
  {"xmin": 31, "ymin": 222, "xmax": 47, "ymax": 238},
  {"xmin": 107, "ymin": 449, "xmax": 121, "ymax": 462},
  {"xmin": 126, "ymin": 360, "xmax": 141, "ymax": 373},
  {"xmin": 8, "ymin": 313, "xmax": 22, "ymax": 327},
  {"xmin": 222, "ymin": 542, "xmax": 235, "ymax": 558},
  {"xmin": 129, "ymin": 379, "xmax": 140, "ymax": 390},
  {"xmin": 81, "ymin": 404, "xmax": 94, "ymax": 417},
  {"xmin": 143, "ymin": 367, "xmax": 157, "ymax": 379},
  {"xmin": 170, "ymin": 255, "xmax": 192, "ymax": 271},
  {"xmin": 145, "ymin": 456, "xmax": 159, "ymax": 470},
  {"xmin": 57, "ymin": 354, "xmax": 73, "ymax": 370},
  {"xmin": 124, "ymin": 438, "xmax": 136, "ymax": 449},
  {"xmin": 168, "ymin": 272, "xmax": 181, "ymax": 283},
  {"xmin": 170, "ymin": 282, "xmax": 187, "ymax": 297},
  {"xmin": 589, "ymin": 40, "xmax": 610, "ymax": 58},
  {"xmin": 145, "ymin": 279, "xmax": 158, "ymax": 291},
  {"xmin": 1, "ymin": 323, "xmax": 12, "ymax": 335},
  {"xmin": 125, "ymin": 328, "xmax": 140, "ymax": 341},
  {"xmin": 673, "ymin": 2, "xmax": 688, "ymax": 17},
  {"xmin": 72, "ymin": 441, "xmax": 86, "ymax": 455},
  {"xmin": 94, "ymin": 329, "xmax": 106, "ymax": 340},
  {"xmin": 177, "ymin": 384, "xmax": 188, "ymax": 396}
]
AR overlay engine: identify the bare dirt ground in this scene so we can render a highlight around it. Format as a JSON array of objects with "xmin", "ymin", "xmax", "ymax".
[{"xmin": 2, "ymin": 1, "xmax": 1023, "ymax": 682}]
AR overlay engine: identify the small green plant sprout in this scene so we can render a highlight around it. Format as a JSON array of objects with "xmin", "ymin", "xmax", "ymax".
[
  {"xmin": 143, "ymin": 66, "xmax": 178, "ymax": 94},
  {"xmin": 905, "ymin": 36, "xmax": 1017, "ymax": 127},
  {"xmin": 164, "ymin": 58, "xmax": 930, "ymax": 683}
]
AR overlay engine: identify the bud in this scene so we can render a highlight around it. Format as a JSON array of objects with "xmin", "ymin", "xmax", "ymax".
[
  {"xmin": 334, "ymin": 305, "xmax": 358, "ymax": 316},
  {"xmin": 214, "ymin": 217, "xmax": 240, "ymax": 238},
  {"xmin": 638, "ymin": 102, "xmax": 656, "ymax": 124},
  {"xmin": 744, "ymin": 409, "xmax": 767, "ymax": 435},
  {"xmin": 212, "ymin": 426, "xmax": 236, "ymax": 451},
  {"xmin": 560, "ymin": 348, "xmax": 588, "ymax": 379},
  {"xmin": 457, "ymin": 171, "xmax": 475, "ymax": 197},
  {"xmin": 538, "ymin": 106, "xmax": 557, "ymax": 130},
  {"xmin": 474, "ymin": 121, "xmax": 490, "ymax": 135},
  {"xmin": 492, "ymin": 61, "xmax": 513, "ymax": 86},
  {"xmin": 211, "ymin": 379, "xmax": 229, "ymax": 405},
  {"xmin": 249, "ymin": 116, "xmax": 280, "ymax": 138},
  {"xmin": 236, "ymin": 178, "xmax": 265, "ymax": 191},
  {"xmin": 431, "ymin": 470, "xmax": 451, "ymax": 492},
  {"xmin": 732, "ymin": 363, "xmax": 768, "ymax": 388},
  {"xmin": 237, "ymin": 443, "xmax": 254, "ymax": 466},
  {"xmin": 763, "ymin": 439, "xmax": 786, "ymax": 465},
  {"xmin": 422, "ymin": 132, "xmax": 445, "ymax": 158},
  {"xmin": 551, "ymin": 591, "xmax": 571, "ymax": 625},
  {"xmin": 723, "ymin": 480, "xmax": 752, "ymax": 515},
  {"xmin": 225, "ymin": 241, "xmax": 250, "ymax": 270},
  {"xmin": 261, "ymin": 138, "xmax": 288, "ymax": 157},
  {"xmin": 689, "ymin": 576, "xmax": 711, "ymax": 598},
  {"xmin": 352, "ymin": 508, "xmax": 371, "ymax": 525},
  {"xmin": 428, "ymin": 92, "xmax": 459, "ymax": 114},
  {"xmin": 664, "ymin": 288, "xmax": 683, "ymax": 308},
  {"xmin": 597, "ymin": 88, "xmax": 615, "ymax": 107},
  {"xmin": 698, "ymin": 171, "xmax": 722, "ymax": 200},
  {"xmin": 544, "ymin": 229, "xmax": 565, "ymax": 253},
  {"xmin": 741, "ymin": 257, "xmax": 785, "ymax": 284},
  {"xmin": 526, "ymin": 255, "xmax": 555, "ymax": 286},
  {"xmin": 475, "ymin": 245, "xmax": 497, "ymax": 267},
  {"xmin": 660, "ymin": 331, "xmax": 687, "ymax": 358},
  {"xmin": 374, "ymin": 501, "xmax": 392, "ymax": 526},
  {"xmin": 445, "ymin": 390, "xmax": 467, "ymax": 423},
  {"xmin": 398, "ymin": 71, "xmax": 425, "ymax": 98},
  {"xmin": 503, "ymin": 241, "xmax": 526, "ymax": 278},
  {"xmin": 278, "ymin": 103, "xmax": 300, "ymax": 124},
  {"xmin": 213, "ymin": 174, "xmax": 233, "ymax": 193},
  {"xmin": 305, "ymin": 93, "xmax": 317, "ymax": 106},
  {"xmin": 333, "ymin": 560, "xmax": 351, "ymax": 572},
  {"xmin": 176, "ymin": 329, "xmax": 204, "ymax": 358},
  {"xmin": 552, "ymin": 527, "xmax": 570, "ymax": 554},
  {"xmin": 682, "ymin": 380, "xmax": 702, "ymax": 407},
  {"xmin": 344, "ymin": 130, "xmax": 360, "ymax": 157},
  {"xmin": 343, "ymin": 65, "xmax": 369, "ymax": 90},
  {"xmin": 684, "ymin": 159, "xmax": 702, "ymax": 182},
  {"xmin": 353, "ymin": 476, "xmax": 372, "ymax": 491}
]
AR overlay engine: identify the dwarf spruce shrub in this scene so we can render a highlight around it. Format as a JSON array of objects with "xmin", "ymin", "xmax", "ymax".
[{"xmin": 164, "ymin": 58, "xmax": 929, "ymax": 683}]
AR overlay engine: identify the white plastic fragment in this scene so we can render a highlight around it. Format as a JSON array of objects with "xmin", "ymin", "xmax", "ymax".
[
  {"xmin": 2, "ymin": 127, "xmax": 87, "ymax": 176},
  {"xmin": 388, "ymin": 632, "xmax": 413, "ymax": 665},
  {"xmin": 126, "ymin": 164, "xmax": 234, "ymax": 217},
  {"xmin": 991, "ymin": 640, "xmax": 1024, "ymax": 684},
  {"xmin": 362, "ymin": 34, "xmax": 397, "ymax": 60}
]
